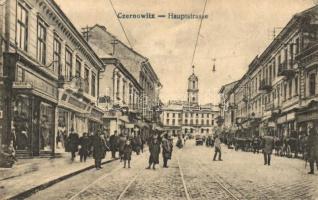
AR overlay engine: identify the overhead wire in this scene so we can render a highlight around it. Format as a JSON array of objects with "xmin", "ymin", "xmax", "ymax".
[
  {"xmin": 108, "ymin": 0, "xmax": 133, "ymax": 49},
  {"xmin": 190, "ymin": 0, "xmax": 209, "ymax": 66}
]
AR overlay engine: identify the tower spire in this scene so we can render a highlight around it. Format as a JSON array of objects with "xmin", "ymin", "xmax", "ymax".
[{"xmin": 192, "ymin": 65, "xmax": 195, "ymax": 74}]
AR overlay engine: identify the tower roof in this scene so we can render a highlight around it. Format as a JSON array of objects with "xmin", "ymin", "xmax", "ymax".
[{"xmin": 188, "ymin": 72, "xmax": 198, "ymax": 81}]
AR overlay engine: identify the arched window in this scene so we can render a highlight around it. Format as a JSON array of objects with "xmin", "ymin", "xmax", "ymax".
[{"xmin": 193, "ymin": 81, "xmax": 195, "ymax": 88}]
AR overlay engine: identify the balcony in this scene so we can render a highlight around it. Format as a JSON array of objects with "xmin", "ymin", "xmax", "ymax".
[
  {"xmin": 277, "ymin": 61, "xmax": 296, "ymax": 79},
  {"xmin": 58, "ymin": 76, "xmax": 86, "ymax": 94},
  {"xmin": 259, "ymin": 79, "xmax": 272, "ymax": 93}
]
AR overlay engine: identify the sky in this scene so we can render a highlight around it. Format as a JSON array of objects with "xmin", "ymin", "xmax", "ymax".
[{"xmin": 55, "ymin": 0, "xmax": 314, "ymax": 104}]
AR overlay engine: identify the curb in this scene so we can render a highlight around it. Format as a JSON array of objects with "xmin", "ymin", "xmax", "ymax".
[{"xmin": 6, "ymin": 158, "xmax": 119, "ymax": 200}]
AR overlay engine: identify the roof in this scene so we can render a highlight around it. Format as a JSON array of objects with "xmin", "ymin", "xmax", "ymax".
[
  {"xmin": 47, "ymin": 0, "xmax": 104, "ymax": 70},
  {"xmin": 188, "ymin": 73, "xmax": 198, "ymax": 81},
  {"xmin": 219, "ymin": 80, "xmax": 239, "ymax": 94}
]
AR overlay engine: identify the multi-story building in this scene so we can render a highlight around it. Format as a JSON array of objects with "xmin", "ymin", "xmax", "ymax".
[
  {"xmin": 219, "ymin": 5, "xmax": 318, "ymax": 137},
  {"xmin": 218, "ymin": 81, "xmax": 238, "ymax": 129},
  {"xmin": 161, "ymin": 70, "xmax": 219, "ymax": 136},
  {"xmin": 84, "ymin": 25, "xmax": 162, "ymax": 125},
  {"xmin": 97, "ymin": 56, "xmax": 143, "ymax": 135},
  {"xmin": 0, "ymin": 0, "xmax": 104, "ymax": 157}
]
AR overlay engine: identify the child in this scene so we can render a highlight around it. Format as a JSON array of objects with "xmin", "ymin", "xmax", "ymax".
[{"xmin": 123, "ymin": 139, "xmax": 132, "ymax": 168}]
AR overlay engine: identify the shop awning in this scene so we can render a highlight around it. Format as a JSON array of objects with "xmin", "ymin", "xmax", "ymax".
[
  {"xmin": 136, "ymin": 120, "xmax": 149, "ymax": 128},
  {"xmin": 119, "ymin": 115, "xmax": 129, "ymax": 123}
]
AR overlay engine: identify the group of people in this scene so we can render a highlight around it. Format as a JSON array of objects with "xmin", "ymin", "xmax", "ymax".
[{"xmin": 221, "ymin": 121, "xmax": 318, "ymax": 174}]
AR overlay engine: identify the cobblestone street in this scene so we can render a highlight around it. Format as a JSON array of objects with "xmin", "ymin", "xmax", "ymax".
[{"xmin": 26, "ymin": 139, "xmax": 318, "ymax": 200}]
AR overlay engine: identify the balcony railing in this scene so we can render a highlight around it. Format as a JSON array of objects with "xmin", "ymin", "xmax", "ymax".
[
  {"xmin": 278, "ymin": 61, "xmax": 296, "ymax": 78},
  {"xmin": 259, "ymin": 79, "xmax": 272, "ymax": 92},
  {"xmin": 58, "ymin": 76, "xmax": 86, "ymax": 94}
]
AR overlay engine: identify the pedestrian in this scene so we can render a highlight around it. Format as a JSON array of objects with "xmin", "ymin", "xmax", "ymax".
[
  {"xmin": 92, "ymin": 132, "xmax": 107, "ymax": 169},
  {"xmin": 123, "ymin": 139, "xmax": 133, "ymax": 168},
  {"xmin": 109, "ymin": 131, "xmax": 119, "ymax": 159},
  {"xmin": 79, "ymin": 132, "xmax": 90, "ymax": 162},
  {"xmin": 68, "ymin": 128, "xmax": 79, "ymax": 161},
  {"xmin": 176, "ymin": 135, "xmax": 183, "ymax": 149},
  {"xmin": 213, "ymin": 135, "xmax": 222, "ymax": 161},
  {"xmin": 133, "ymin": 133, "xmax": 142, "ymax": 155},
  {"xmin": 146, "ymin": 134, "xmax": 161, "ymax": 170},
  {"xmin": 262, "ymin": 130, "xmax": 274, "ymax": 166},
  {"xmin": 307, "ymin": 122, "xmax": 318, "ymax": 174},
  {"xmin": 118, "ymin": 132, "xmax": 127, "ymax": 162},
  {"xmin": 162, "ymin": 133, "xmax": 172, "ymax": 168},
  {"xmin": 168, "ymin": 133, "xmax": 174, "ymax": 159}
]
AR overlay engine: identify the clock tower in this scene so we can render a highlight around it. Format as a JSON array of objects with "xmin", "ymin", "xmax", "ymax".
[{"xmin": 187, "ymin": 65, "xmax": 199, "ymax": 105}]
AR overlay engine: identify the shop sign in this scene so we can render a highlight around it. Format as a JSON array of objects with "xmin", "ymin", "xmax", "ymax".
[
  {"xmin": 24, "ymin": 71, "xmax": 58, "ymax": 98},
  {"xmin": 286, "ymin": 112, "xmax": 295, "ymax": 122},
  {"xmin": 297, "ymin": 111, "xmax": 318, "ymax": 123},
  {"xmin": 277, "ymin": 115, "xmax": 287, "ymax": 124}
]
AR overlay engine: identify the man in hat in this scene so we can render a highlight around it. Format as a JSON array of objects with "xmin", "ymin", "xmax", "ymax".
[
  {"xmin": 109, "ymin": 131, "xmax": 119, "ymax": 159},
  {"xmin": 307, "ymin": 122, "xmax": 318, "ymax": 174},
  {"xmin": 146, "ymin": 134, "xmax": 161, "ymax": 170},
  {"xmin": 92, "ymin": 132, "xmax": 107, "ymax": 169},
  {"xmin": 213, "ymin": 134, "xmax": 222, "ymax": 161},
  {"xmin": 262, "ymin": 129, "xmax": 274, "ymax": 166},
  {"xmin": 68, "ymin": 128, "xmax": 79, "ymax": 161},
  {"xmin": 162, "ymin": 133, "xmax": 172, "ymax": 168}
]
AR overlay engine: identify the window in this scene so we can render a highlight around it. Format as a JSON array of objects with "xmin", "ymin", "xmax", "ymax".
[
  {"xmin": 191, "ymin": 113, "xmax": 193, "ymax": 118},
  {"xmin": 284, "ymin": 84, "xmax": 287, "ymax": 100},
  {"xmin": 196, "ymin": 119, "xmax": 198, "ymax": 124},
  {"xmin": 167, "ymin": 113, "xmax": 170, "ymax": 117},
  {"xmin": 65, "ymin": 49, "xmax": 72, "ymax": 80},
  {"xmin": 75, "ymin": 58, "xmax": 82, "ymax": 77},
  {"xmin": 37, "ymin": 19, "xmax": 47, "ymax": 65},
  {"xmin": 211, "ymin": 120, "xmax": 214, "ymax": 126},
  {"xmin": 289, "ymin": 80, "xmax": 292, "ymax": 98},
  {"xmin": 91, "ymin": 72, "xmax": 96, "ymax": 97},
  {"xmin": 295, "ymin": 38, "xmax": 300, "ymax": 55},
  {"xmin": 172, "ymin": 119, "xmax": 175, "ymax": 125},
  {"xmin": 201, "ymin": 119, "xmax": 204, "ymax": 125},
  {"xmin": 185, "ymin": 119, "xmax": 188, "ymax": 125},
  {"xmin": 295, "ymin": 77, "xmax": 298, "ymax": 95},
  {"xmin": 309, "ymin": 73, "xmax": 316, "ymax": 96},
  {"xmin": 193, "ymin": 81, "xmax": 195, "ymax": 88},
  {"xmin": 273, "ymin": 60, "xmax": 276, "ymax": 78},
  {"xmin": 190, "ymin": 119, "xmax": 193, "ymax": 125},
  {"xmin": 53, "ymin": 37, "xmax": 61, "ymax": 74},
  {"xmin": 178, "ymin": 113, "xmax": 181, "ymax": 118},
  {"xmin": 207, "ymin": 114, "xmax": 210, "ymax": 118},
  {"xmin": 84, "ymin": 67, "xmax": 89, "ymax": 93},
  {"xmin": 122, "ymin": 80, "xmax": 126, "ymax": 102},
  {"xmin": 185, "ymin": 113, "xmax": 188, "ymax": 117},
  {"xmin": 206, "ymin": 120, "xmax": 209, "ymax": 125},
  {"xmin": 201, "ymin": 113, "xmax": 204, "ymax": 118},
  {"xmin": 172, "ymin": 113, "xmax": 175, "ymax": 118},
  {"xmin": 17, "ymin": 3, "xmax": 28, "ymax": 51},
  {"xmin": 166, "ymin": 119, "xmax": 169, "ymax": 125},
  {"xmin": 201, "ymin": 129, "xmax": 204, "ymax": 133}
]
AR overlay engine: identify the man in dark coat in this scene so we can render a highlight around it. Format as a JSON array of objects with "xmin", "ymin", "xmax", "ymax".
[
  {"xmin": 68, "ymin": 128, "xmax": 79, "ymax": 161},
  {"xmin": 162, "ymin": 133, "xmax": 172, "ymax": 168},
  {"xmin": 118, "ymin": 133, "xmax": 127, "ymax": 162},
  {"xmin": 262, "ymin": 130, "xmax": 274, "ymax": 166},
  {"xmin": 109, "ymin": 131, "xmax": 119, "ymax": 159},
  {"xmin": 79, "ymin": 133, "xmax": 90, "ymax": 162},
  {"xmin": 307, "ymin": 122, "xmax": 318, "ymax": 174},
  {"xmin": 146, "ymin": 134, "xmax": 161, "ymax": 170},
  {"xmin": 92, "ymin": 132, "xmax": 106, "ymax": 169}
]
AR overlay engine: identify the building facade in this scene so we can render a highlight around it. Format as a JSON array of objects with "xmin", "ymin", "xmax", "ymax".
[
  {"xmin": 0, "ymin": 0, "xmax": 104, "ymax": 156},
  {"xmin": 219, "ymin": 5, "xmax": 318, "ymax": 138},
  {"xmin": 98, "ymin": 57, "xmax": 143, "ymax": 135},
  {"xmin": 161, "ymin": 71, "xmax": 219, "ymax": 136},
  {"xmin": 85, "ymin": 25, "xmax": 162, "ymax": 125}
]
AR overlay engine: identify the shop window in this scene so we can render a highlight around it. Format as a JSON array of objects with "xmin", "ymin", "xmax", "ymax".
[
  {"xmin": 16, "ymin": 3, "xmax": 28, "ymax": 51},
  {"xmin": 37, "ymin": 18, "xmax": 47, "ymax": 65},
  {"xmin": 309, "ymin": 73, "xmax": 316, "ymax": 96},
  {"xmin": 39, "ymin": 102, "xmax": 54, "ymax": 151},
  {"xmin": 13, "ymin": 95, "xmax": 31, "ymax": 150}
]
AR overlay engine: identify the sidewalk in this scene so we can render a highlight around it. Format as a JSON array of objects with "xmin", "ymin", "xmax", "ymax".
[{"xmin": 0, "ymin": 152, "xmax": 116, "ymax": 200}]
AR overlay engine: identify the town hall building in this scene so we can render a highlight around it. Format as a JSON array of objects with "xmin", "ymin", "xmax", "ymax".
[{"xmin": 161, "ymin": 67, "xmax": 219, "ymax": 136}]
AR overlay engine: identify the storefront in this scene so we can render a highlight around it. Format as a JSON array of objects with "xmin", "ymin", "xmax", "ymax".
[
  {"xmin": 88, "ymin": 107, "xmax": 104, "ymax": 134},
  {"xmin": 297, "ymin": 101, "xmax": 318, "ymax": 131}
]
